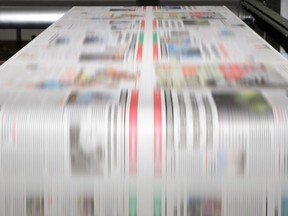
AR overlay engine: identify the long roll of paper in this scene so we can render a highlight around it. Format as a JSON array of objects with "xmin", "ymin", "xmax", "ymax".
[{"xmin": 0, "ymin": 6, "xmax": 288, "ymax": 216}]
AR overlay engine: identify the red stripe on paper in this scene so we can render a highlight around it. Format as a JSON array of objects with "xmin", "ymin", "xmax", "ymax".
[
  {"xmin": 153, "ymin": 19, "xmax": 157, "ymax": 29},
  {"xmin": 129, "ymin": 90, "xmax": 139, "ymax": 175},
  {"xmin": 276, "ymin": 107, "xmax": 282, "ymax": 122},
  {"xmin": 153, "ymin": 44, "xmax": 158, "ymax": 61},
  {"xmin": 154, "ymin": 90, "xmax": 162, "ymax": 176},
  {"xmin": 136, "ymin": 45, "xmax": 143, "ymax": 62},
  {"xmin": 141, "ymin": 20, "xmax": 145, "ymax": 30}
]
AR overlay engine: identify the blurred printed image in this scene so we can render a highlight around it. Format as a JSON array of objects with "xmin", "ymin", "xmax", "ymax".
[
  {"xmin": 81, "ymin": 196, "xmax": 94, "ymax": 216},
  {"xmin": 213, "ymin": 91, "xmax": 272, "ymax": 113},
  {"xmin": 70, "ymin": 123, "xmax": 105, "ymax": 175},
  {"xmin": 26, "ymin": 196, "xmax": 44, "ymax": 216},
  {"xmin": 217, "ymin": 150, "xmax": 246, "ymax": 176},
  {"xmin": 186, "ymin": 197, "xmax": 221, "ymax": 216}
]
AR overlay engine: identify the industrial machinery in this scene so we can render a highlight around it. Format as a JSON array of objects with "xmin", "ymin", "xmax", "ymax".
[{"xmin": 0, "ymin": 2, "xmax": 288, "ymax": 216}]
